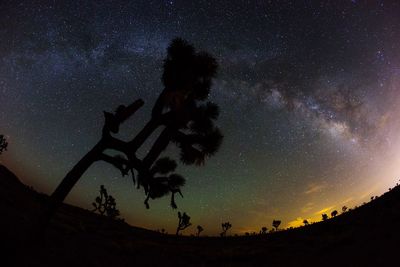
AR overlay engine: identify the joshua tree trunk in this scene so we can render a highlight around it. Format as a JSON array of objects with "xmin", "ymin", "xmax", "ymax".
[{"xmin": 47, "ymin": 140, "xmax": 106, "ymax": 216}]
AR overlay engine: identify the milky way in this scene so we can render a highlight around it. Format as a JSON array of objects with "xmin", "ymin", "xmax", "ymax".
[{"xmin": 1, "ymin": 1, "xmax": 400, "ymax": 234}]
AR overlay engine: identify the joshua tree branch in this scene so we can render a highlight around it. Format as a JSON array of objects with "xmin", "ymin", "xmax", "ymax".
[
  {"xmin": 128, "ymin": 111, "xmax": 173, "ymax": 151},
  {"xmin": 102, "ymin": 99, "xmax": 144, "ymax": 136},
  {"xmin": 116, "ymin": 99, "xmax": 145, "ymax": 124},
  {"xmin": 142, "ymin": 127, "xmax": 173, "ymax": 168},
  {"xmin": 97, "ymin": 153, "xmax": 129, "ymax": 176},
  {"xmin": 106, "ymin": 136, "xmax": 130, "ymax": 153}
]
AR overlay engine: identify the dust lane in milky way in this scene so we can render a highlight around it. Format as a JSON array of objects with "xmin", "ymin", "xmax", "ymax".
[{"xmin": 1, "ymin": 1, "xmax": 400, "ymax": 234}]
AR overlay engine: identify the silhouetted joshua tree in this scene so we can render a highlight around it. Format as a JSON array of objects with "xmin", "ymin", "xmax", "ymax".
[
  {"xmin": 92, "ymin": 185, "xmax": 120, "ymax": 219},
  {"xmin": 272, "ymin": 220, "xmax": 281, "ymax": 231},
  {"xmin": 220, "ymin": 222, "xmax": 232, "ymax": 237},
  {"xmin": 176, "ymin": 211, "xmax": 192, "ymax": 235},
  {"xmin": 0, "ymin": 134, "xmax": 8, "ymax": 155},
  {"xmin": 331, "ymin": 210, "xmax": 338, "ymax": 218},
  {"xmin": 260, "ymin": 227, "xmax": 268, "ymax": 234},
  {"xmin": 43, "ymin": 38, "xmax": 223, "ymax": 224},
  {"xmin": 303, "ymin": 219, "xmax": 309, "ymax": 226},
  {"xmin": 196, "ymin": 225, "xmax": 204, "ymax": 236},
  {"xmin": 322, "ymin": 214, "xmax": 328, "ymax": 221},
  {"xmin": 342, "ymin": 206, "xmax": 347, "ymax": 213}
]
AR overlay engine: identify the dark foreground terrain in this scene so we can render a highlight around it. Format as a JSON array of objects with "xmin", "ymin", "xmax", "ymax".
[{"xmin": 1, "ymin": 164, "xmax": 399, "ymax": 266}]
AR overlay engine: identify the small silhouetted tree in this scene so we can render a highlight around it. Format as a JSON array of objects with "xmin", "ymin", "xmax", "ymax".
[
  {"xmin": 0, "ymin": 134, "xmax": 8, "ymax": 155},
  {"xmin": 220, "ymin": 222, "xmax": 232, "ymax": 237},
  {"xmin": 272, "ymin": 220, "xmax": 281, "ymax": 231},
  {"xmin": 161, "ymin": 228, "xmax": 165, "ymax": 234},
  {"xmin": 42, "ymin": 38, "xmax": 223, "ymax": 226},
  {"xmin": 260, "ymin": 227, "xmax": 268, "ymax": 234},
  {"xmin": 92, "ymin": 185, "xmax": 120, "ymax": 219},
  {"xmin": 176, "ymin": 212, "xmax": 191, "ymax": 235},
  {"xmin": 303, "ymin": 219, "xmax": 309, "ymax": 226},
  {"xmin": 196, "ymin": 225, "xmax": 204, "ymax": 236},
  {"xmin": 331, "ymin": 210, "xmax": 338, "ymax": 218},
  {"xmin": 342, "ymin": 206, "xmax": 347, "ymax": 213},
  {"xmin": 322, "ymin": 214, "xmax": 328, "ymax": 221}
]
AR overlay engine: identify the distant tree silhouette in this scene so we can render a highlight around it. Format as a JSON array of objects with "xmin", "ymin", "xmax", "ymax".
[
  {"xmin": 161, "ymin": 228, "xmax": 165, "ymax": 234},
  {"xmin": 303, "ymin": 219, "xmax": 309, "ymax": 226},
  {"xmin": 92, "ymin": 185, "xmax": 120, "ymax": 219},
  {"xmin": 43, "ymin": 38, "xmax": 222, "ymax": 224},
  {"xmin": 272, "ymin": 220, "xmax": 281, "ymax": 231},
  {"xmin": 322, "ymin": 214, "xmax": 328, "ymax": 221},
  {"xmin": 196, "ymin": 225, "xmax": 204, "ymax": 237},
  {"xmin": 220, "ymin": 222, "xmax": 232, "ymax": 237},
  {"xmin": 176, "ymin": 211, "xmax": 191, "ymax": 235},
  {"xmin": 342, "ymin": 206, "xmax": 348, "ymax": 213},
  {"xmin": 260, "ymin": 227, "xmax": 268, "ymax": 234},
  {"xmin": 0, "ymin": 134, "xmax": 8, "ymax": 155},
  {"xmin": 331, "ymin": 210, "xmax": 338, "ymax": 218}
]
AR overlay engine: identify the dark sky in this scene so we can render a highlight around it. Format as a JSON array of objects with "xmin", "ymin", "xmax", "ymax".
[{"xmin": 1, "ymin": 0, "xmax": 400, "ymax": 234}]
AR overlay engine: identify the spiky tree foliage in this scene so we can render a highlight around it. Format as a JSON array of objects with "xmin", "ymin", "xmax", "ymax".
[
  {"xmin": 196, "ymin": 225, "xmax": 204, "ymax": 237},
  {"xmin": 220, "ymin": 222, "xmax": 232, "ymax": 237},
  {"xmin": 44, "ymin": 38, "xmax": 222, "ymax": 222},
  {"xmin": 303, "ymin": 219, "xmax": 309, "ymax": 226},
  {"xmin": 92, "ymin": 185, "xmax": 120, "ymax": 219},
  {"xmin": 272, "ymin": 220, "xmax": 281, "ymax": 231},
  {"xmin": 331, "ymin": 210, "xmax": 338, "ymax": 218},
  {"xmin": 322, "ymin": 214, "xmax": 328, "ymax": 221},
  {"xmin": 260, "ymin": 227, "xmax": 268, "ymax": 234},
  {"xmin": 176, "ymin": 211, "xmax": 192, "ymax": 235},
  {"xmin": 0, "ymin": 135, "xmax": 8, "ymax": 155}
]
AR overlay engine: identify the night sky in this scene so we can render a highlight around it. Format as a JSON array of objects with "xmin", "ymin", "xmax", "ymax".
[{"xmin": 1, "ymin": 0, "xmax": 400, "ymax": 235}]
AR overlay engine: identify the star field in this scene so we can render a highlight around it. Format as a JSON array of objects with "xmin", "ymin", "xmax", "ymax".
[{"xmin": 1, "ymin": 0, "xmax": 400, "ymax": 235}]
